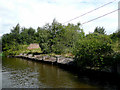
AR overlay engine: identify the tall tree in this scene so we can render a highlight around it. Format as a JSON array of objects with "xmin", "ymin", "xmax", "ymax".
[{"xmin": 94, "ymin": 27, "xmax": 106, "ymax": 34}]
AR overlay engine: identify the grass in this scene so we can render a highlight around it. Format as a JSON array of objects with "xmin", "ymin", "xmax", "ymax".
[
  {"xmin": 22, "ymin": 48, "xmax": 42, "ymax": 54},
  {"xmin": 5, "ymin": 45, "xmax": 43, "ymax": 56}
]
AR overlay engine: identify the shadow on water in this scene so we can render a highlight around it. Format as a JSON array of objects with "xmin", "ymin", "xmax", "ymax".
[
  {"xmin": 57, "ymin": 64, "xmax": 120, "ymax": 89},
  {"xmin": 2, "ymin": 57, "xmax": 120, "ymax": 89}
]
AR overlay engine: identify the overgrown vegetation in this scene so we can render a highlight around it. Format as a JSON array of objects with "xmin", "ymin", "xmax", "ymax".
[
  {"xmin": 2, "ymin": 19, "xmax": 84, "ymax": 55},
  {"xmin": 1, "ymin": 19, "xmax": 120, "ymax": 70},
  {"xmin": 73, "ymin": 33, "xmax": 112, "ymax": 69}
]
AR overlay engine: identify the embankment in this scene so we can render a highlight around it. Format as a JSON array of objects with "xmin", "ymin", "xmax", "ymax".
[
  {"xmin": 9, "ymin": 53, "xmax": 120, "ymax": 76},
  {"xmin": 12, "ymin": 54, "xmax": 75, "ymax": 68}
]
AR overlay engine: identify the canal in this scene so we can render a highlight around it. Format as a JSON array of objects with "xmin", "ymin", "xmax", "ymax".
[{"xmin": 2, "ymin": 57, "xmax": 119, "ymax": 89}]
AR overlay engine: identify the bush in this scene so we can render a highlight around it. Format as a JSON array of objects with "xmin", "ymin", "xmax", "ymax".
[{"xmin": 73, "ymin": 33, "xmax": 113, "ymax": 70}]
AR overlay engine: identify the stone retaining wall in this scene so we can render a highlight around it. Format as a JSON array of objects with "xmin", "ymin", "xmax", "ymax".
[
  {"xmin": 15, "ymin": 54, "xmax": 74, "ymax": 65},
  {"xmin": 14, "ymin": 54, "xmax": 119, "ymax": 74}
]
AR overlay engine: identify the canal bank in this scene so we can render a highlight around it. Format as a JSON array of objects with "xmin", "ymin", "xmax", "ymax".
[
  {"xmin": 10, "ymin": 53, "xmax": 120, "ymax": 79},
  {"xmin": 13, "ymin": 54, "xmax": 75, "ymax": 67},
  {"xmin": 11, "ymin": 54, "xmax": 119, "ymax": 73}
]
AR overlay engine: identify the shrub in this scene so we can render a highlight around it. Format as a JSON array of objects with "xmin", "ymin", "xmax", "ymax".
[{"xmin": 73, "ymin": 33, "xmax": 113, "ymax": 70}]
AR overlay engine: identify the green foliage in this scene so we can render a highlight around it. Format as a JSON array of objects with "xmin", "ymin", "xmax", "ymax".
[
  {"xmin": 94, "ymin": 26, "xmax": 106, "ymax": 34},
  {"xmin": 110, "ymin": 29, "xmax": 120, "ymax": 52},
  {"xmin": 3, "ymin": 44, "xmax": 42, "ymax": 56},
  {"xmin": 0, "ymin": 38, "xmax": 2, "ymax": 53},
  {"xmin": 37, "ymin": 26, "xmax": 50, "ymax": 53},
  {"xmin": 3, "ymin": 43, "xmax": 20, "ymax": 56},
  {"xmin": 38, "ymin": 19, "xmax": 84, "ymax": 54},
  {"xmin": 11, "ymin": 23, "xmax": 20, "ymax": 34},
  {"xmin": 73, "ymin": 33, "xmax": 113, "ymax": 69},
  {"xmin": 20, "ymin": 27, "xmax": 36, "ymax": 44},
  {"xmin": 0, "ymin": 53, "xmax": 3, "ymax": 56},
  {"xmin": 2, "ymin": 20, "xmax": 84, "ymax": 55}
]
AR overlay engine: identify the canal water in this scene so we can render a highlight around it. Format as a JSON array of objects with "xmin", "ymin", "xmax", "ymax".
[{"xmin": 2, "ymin": 57, "xmax": 119, "ymax": 89}]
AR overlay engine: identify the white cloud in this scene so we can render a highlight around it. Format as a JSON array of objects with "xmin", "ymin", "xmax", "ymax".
[{"xmin": 0, "ymin": 0, "xmax": 119, "ymax": 36}]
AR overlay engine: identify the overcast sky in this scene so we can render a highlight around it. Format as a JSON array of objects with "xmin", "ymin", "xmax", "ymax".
[{"xmin": 0, "ymin": 0, "xmax": 119, "ymax": 36}]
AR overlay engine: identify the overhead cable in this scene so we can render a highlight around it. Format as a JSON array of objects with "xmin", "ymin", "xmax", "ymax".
[
  {"xmin": 63, "ymin": 0, "xmax": 117, "ymax": 24},
  {"xmin": 81, "ymin": 8, "xmax": 119, "ymax": 25}
]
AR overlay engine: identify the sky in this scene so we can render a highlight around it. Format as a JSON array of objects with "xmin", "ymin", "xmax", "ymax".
[{"xmin": 0, "ymin": 0, "xmax": 119, "ymax": 36}]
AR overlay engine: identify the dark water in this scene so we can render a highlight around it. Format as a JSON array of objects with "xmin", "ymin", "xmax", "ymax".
[{"xmin": 2, "ymin": 57, "xmax": 119, "ymax": 89}]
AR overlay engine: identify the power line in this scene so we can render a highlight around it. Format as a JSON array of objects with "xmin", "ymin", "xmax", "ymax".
[
  {"xmin": 63, "ymin": 0, "xmax": 117, "ymax": 24},
  {"xmin": 81, "ymin": 8, "xmax": 119, "ymax": 25}
]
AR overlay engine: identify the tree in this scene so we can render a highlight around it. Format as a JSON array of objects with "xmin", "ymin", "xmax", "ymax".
[
  {"xmin": 10, "ymin": 24, "xmax": 21, "ymax": 43},
  {"xmin": 116, "ymin": 29, "xmax": 120, "ymax": 38},
  {"xmin": 64, "ymin": 23, "xmax": 84, "ymax": 48},
  {"xmin": 73, "ymin": 33, "xmax": 113, "ymax": 70},
  {"xmin": 45, "ymin": 19, "xmax": 85, "ymax": 54},
  {"xmin": 94, "ymin": 27, "xmax": 106, "ymax": 34},
  {"xmin": 2, "ymin": 19, "xmax": 85, "ymax": 55},
  {"xmin": 37, "ymin": 27, "xmax": 50, "ymax": 53},
  {"xmin": 19, "ymin": 27, "xmax": 36, "ymax": 44},
  {"xmin": 11, "ymin": 23, "xmax": 20, "ymax": 34}
]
